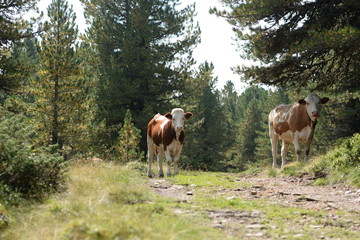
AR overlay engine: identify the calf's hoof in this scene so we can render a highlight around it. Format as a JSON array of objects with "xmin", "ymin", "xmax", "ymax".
[{"xmin": 272, "ymin": 164, "xmax": 279, "ymax": 169}]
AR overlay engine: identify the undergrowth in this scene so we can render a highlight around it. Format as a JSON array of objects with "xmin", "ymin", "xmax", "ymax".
[
  {"xmin": 0, "ymin": 106, "xmax": 67, "ymax": 205},
  {"xmin": 307, "ymin": 133, "xmax": 360, "ymax": 187},
  {"xmin": 0, "ymin": 161, "xmax": 228, "ymax": 240}
]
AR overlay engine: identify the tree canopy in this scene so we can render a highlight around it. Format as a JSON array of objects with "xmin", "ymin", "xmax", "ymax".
[
  {"xmin": 81, "ymin": 0, "xmax": 200, "ymax": 151},
  {"xmin": 214, "ymin": 0, "xmax": 360, "ymax": 96},
  {"xmin": 0, "ymin": 0, "xmax": 40, "ymax": 97}
]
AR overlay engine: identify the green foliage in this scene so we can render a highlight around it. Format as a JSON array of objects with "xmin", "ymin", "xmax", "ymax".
[
  {"xmin": 281, "ymin": 162, "xmax": 306, "ymax": 177},
  {"xmin": 126, "ymin": 161, "xmax": 148, "ymax": 174},
  {"xmin": 29, "ymin": 0, "xmax": 95, "ymax": 155},
  {"xmin": 0, "ymin": 106, "xmax": 67, "ymax": 203},
  {"xmin": 223, "ymin": 86, "xmax": 269, "ymax": 170},
  {"xmin": 215, "ymin": 0, "xmax": 360, "ymax": 92},
  {"xmin": 87, "ymin": 121, "xmax": 122, "ymax": 160},
  {"xmin": 309, "ymin": 133, "xmax": 360, "ymax": 187},
  {"xmin": 181, "ymin": 62, "xmax": 227, "ymax": 171},
  {"xmin": 267, "ymin": 168, "xmax": 277, "ymax": 178},
  {"xmin": 215, "ymin": 0, "xmax": 360, "ymax": 141},
  {"xmin": 0, "ymin": 203, "xmax": 12, "ymax": 230},
  {"xmin": 116, "ymin": 109, "xmax": 142, "ymax": 162},
  {"xmin": 0, "ymin": 0, "xmax": 39, "ymax": 97},
  {"xmin": 329, "ymin": 134, "xmax": 360, "ymax": 170},
  {"xmin": 82, "ymin": 0, "xmax": 200, "ymax": 151}
]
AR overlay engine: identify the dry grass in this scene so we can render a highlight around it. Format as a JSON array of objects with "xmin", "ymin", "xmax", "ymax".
[{"xmin": 1, "ymin": 161, "xmax": 227, "ymax": 240}]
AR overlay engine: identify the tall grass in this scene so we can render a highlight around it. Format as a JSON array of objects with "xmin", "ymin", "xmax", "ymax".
[{"xmin": 0, "ymin": 161, "xmax": 228, "ymax": 240}]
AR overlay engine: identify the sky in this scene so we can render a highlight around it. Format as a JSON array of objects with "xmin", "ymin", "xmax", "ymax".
[{"xmin": 35, "ymin": 0, "xmax": 249, "ymax": 92}]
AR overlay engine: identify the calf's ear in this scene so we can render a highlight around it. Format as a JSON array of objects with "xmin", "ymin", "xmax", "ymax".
[
  {"xmin": 185, "ymin": 112, "xmax": 193, "ymax": 120},
  {"xmin": 320, "ymin": 97, "xmax": 329, "ymax": 104},
  {"xmin": 298, "ymin": 99, "xmax": 306, "ymax": 105},
  {"xmin": 165, "ymin": 113, "xmax": 172, "ymax": 120}
]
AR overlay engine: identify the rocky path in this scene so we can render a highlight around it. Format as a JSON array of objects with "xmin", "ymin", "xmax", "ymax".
[
  {"xmin": 239, "ymin": 173, "xmax": 360, "ymax": 213},
  {"xmin": 150, "ymin": 173, "xmax": 360, "ymax": 213},
  {"xmin": 148, "ymin": 173, "xmax": 360, "ymax": 238}
]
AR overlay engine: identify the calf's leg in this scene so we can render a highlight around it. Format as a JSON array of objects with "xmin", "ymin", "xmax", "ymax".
[
  {"xmin": 304, "ymin": 140, "xmax": 312, "ymax": 162},
  {"xmin": 173, "ymin": 149, "xmax": 182, "ymax": 175},
  {"xmin": 293, "ymin": 134, "xmax": 302, "ymax": 162},
  {"xmin": 270, "ymin": 135, "xmax": 279, "ymax": 168},
  {"xmin": 281, "ymin": 141, "xmax": 290, "ymax": 168},
  {"xmin": 157, "ymin": 150, "xmax": 164, "ymax": 177},
  {"xmin": 147, "ymin": 147, "xmax": 154, "ymax": 177},
  {"xmin": 165, "ymin": 151, "xmax": 172, "ymax": 177}
]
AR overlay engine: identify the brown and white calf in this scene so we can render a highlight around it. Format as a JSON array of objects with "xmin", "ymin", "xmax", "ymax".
[
  {"xmin": 269, "ymin": 93, "xmax": 329, "ymax": 168},
  {"xmin": 147, "ymin": 108, "xmax": 193, "ymax": 177}
]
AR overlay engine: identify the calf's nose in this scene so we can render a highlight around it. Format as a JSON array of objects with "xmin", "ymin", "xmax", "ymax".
[
  {"xmin": 176, "ymin": 126, "xmax": 183, "ymax": 131},
  {"xmin": 312, "ymin": 111, "xmax": 319, "ymax": 118}
]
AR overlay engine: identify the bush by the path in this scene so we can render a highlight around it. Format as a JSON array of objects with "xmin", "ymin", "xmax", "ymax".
[
  {"xmin": 310, "ymin": 133, "xmax": 360, "ymax": 187},
  {"xmin": 0, "ymin": 107, "xmax": 67, "ymax": 204}
]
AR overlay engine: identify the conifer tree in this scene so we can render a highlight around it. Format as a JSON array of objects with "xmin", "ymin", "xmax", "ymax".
[
  {"xmin": 81, "ymin": 0, "xmax": 200, "ymax": 151},
  {"xmin": 214, "ymin": 0, "xmax": 360, "ymax": 93},
  {"xmin": 31, "ymin": 0, "xmax": 92, "ymax": 153},
  {"xmin": 220, "ymin": 81, "xmax": 241, "ymax": 166},
  {"xmin": 0, "ymin": 0, "xmax": 39, "ymax": 98},
  {"xmin": 214, "ymin": 0, "xmax": 360, "ymax": 139},
  {"xmin": 225, "ymin": 87, "xmax": 267, "ymax": 169},
  {"xmin": 181, "ymin": 62, "xmax": 227, "ymax": 170},
  {"xmin": 117, "ymin": 109, "xmax": 141, "ymax": 162}
]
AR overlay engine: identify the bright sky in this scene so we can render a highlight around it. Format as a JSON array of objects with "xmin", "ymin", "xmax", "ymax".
[{"xmin": 35, "ymin": 0, "xmax": 249, "ymax": 91}]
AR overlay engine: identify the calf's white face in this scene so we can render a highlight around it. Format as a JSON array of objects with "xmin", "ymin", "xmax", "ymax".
[
  {"xmin": 298, "ymin": 93, "xmax": 329, "ymax": 121},
  {"xmin": 165, "ymin": 108, "xmax": 193, "ymax": 132}
]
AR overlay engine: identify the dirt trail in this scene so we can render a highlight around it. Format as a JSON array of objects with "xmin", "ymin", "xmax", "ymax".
[
  {"xmin": 149, "ymin": 174, "xmax": 360, "ymax": 238},
  {"xmin": 149, "ymin": 174, "xmax": 360, "ymax": 213},
  {"xmin": 238, "ymin": 173, "xmax": 360, "ymax": 213}
]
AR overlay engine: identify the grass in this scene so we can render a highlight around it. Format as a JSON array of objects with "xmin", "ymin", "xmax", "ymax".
[
  {"xmin": 170, "ymin": 170, "xmax": 360, "ymax": 240},
  {"xmin": 0, "ymin": 161, "xmax": 229, "ymax": 240},
  {"xmin": 170, "ymin": 171, "xmax": 251, "ymax": 189},
  {"xmin": 1, "ymin": 160, "xmax": 359, "ymax": 240}
]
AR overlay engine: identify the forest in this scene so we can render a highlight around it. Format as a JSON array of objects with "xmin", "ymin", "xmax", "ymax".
[{"xmin": 1, "ymin": 0, "xmax": 360, "ymax": 238}]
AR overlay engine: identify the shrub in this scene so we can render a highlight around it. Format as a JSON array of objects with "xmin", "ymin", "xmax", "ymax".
[
  {"xmin": 0, "ymin": 107, "xmax": 67, "ymax": 203},
  {"xmin": 0, "ymin": 203, "xmax": 12, "ymax": 230},
  {"xmin": 309, "ymin": 133, "xmax": 360, "ymax": 187}
]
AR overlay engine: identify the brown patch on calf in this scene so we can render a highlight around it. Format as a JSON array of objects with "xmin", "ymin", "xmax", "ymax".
[
  {"xmin": 147, "ymin": 115, "xmax": 184, "ymax": 150},
  {"xmin": 272, "ymin": 105, "xmax": 291, "ymax": 135},
  {"xmin": 288, "ymin": 104, "xmax": 311, "ymax": 132},
  {"xmin": 272, "ymin": 103, "xmax": 311, "ymax": 135},
  {"xmin": 147, "ymin": 117, "xmax": 163, "ymax": 146}
]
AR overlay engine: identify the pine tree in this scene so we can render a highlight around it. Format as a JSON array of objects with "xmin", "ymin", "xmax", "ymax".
[
  {"xmin": 181, "ymin": 62, "xmax": 227, "ymax": 171},
  {"xmin": 219, "ymin": 81, "xmax": 241, "ymax": 166},
  {"xmin": 0, "ymin": 0, "xmax": 39, "ymax": 98},
  {"xmin": 31, "ymin": 0, "xmax": 93, "ymax": 154},
  {"xmin": 117, "ymin": 109, "xmax": 141, "ymax": 162},
  {"xmin": 225, "ymin": 87, "xmax": 267, "ymax": 169},
  {"xmin": 81, "ymin": 0, "xmax": 200, "ymax": 151},
  {"xmin": 214, "ymin": 0, "xmax": 360, "ymax": 139},
  {"xmin": 238, "ymin": 99, "xmax": 262, "ymax": 162}
]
